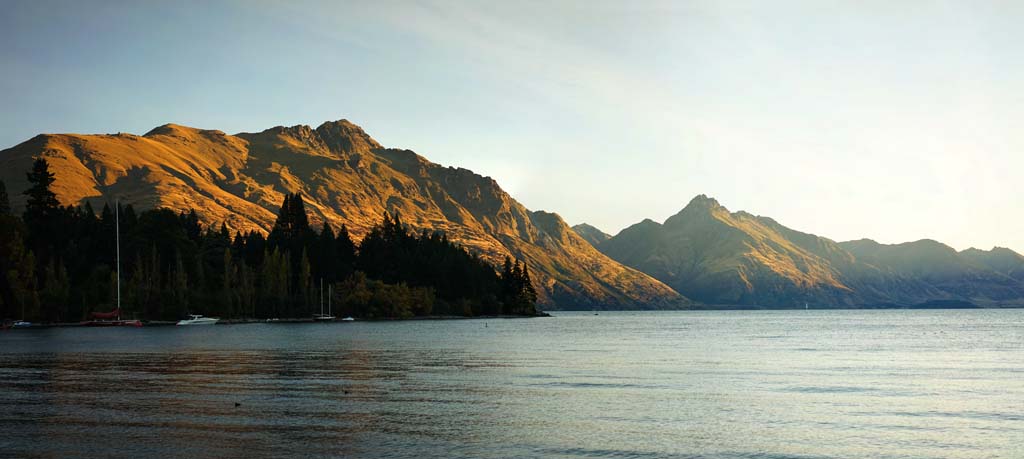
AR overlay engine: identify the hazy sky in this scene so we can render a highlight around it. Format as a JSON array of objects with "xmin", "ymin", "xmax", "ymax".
[{"xmin": 2, "ymin": 1, "xmax": 1022, "ymax": 252}]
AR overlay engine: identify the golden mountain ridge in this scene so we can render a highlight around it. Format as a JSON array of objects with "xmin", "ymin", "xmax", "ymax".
[
  {"xmin": 597, "ymin": 195, "xmax": 1024, "ymax": 307},
  {"xmin": 0, "ymin": 119, "xmax": 685, "ymax": 309}
]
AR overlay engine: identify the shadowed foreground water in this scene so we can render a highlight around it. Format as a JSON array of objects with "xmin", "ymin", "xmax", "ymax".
[{"xmin": 1, "ymin": 310, "xmax": 1023, "ymax": 458}]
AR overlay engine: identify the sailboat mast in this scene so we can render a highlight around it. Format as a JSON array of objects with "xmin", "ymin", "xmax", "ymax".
[
  {"xmin": 320, "ymin": 278, "xmax": 324, "ymax": 316},
  {"xmin": 116, "ymin": 200, "xmax": 121, "ymax": 321},
  {"xmin": 328, "ymin": 284, "xmax": 332, "ymax": 316}
]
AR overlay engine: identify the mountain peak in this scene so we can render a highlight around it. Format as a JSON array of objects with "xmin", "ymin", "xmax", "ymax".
[
  {"xmin": 144, "ymin": 123, "xmax": 198, "ymax": 137},
  {"xmin": 315, "ymin": 119, "xmax": 382, "ymax": 155},
  {"xmin": 571, "ymin": 223, "xmax": 611, "ymax": 247},
  {"xmin": 676, "ymin": 194, "xmax": 726, "ymax": 216},
  {"xmin": 663, "ymin": 194, "xmax": 726, "ymax": 227},
  {"xmin": 686, "ymin": 194, "xmax": 721, "ymax": 208},
  {"xmin": 573, "ymin": 222, "xmax": 607, "ymax": 233},
  {"xmin": 989, "ymin": 247, "xmax": 1023, "ymax": 257}
]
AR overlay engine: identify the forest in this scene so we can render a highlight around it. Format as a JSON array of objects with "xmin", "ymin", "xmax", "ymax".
[{"xmin": 0, "ymin": 159, "xmax": 539, "ymax": 322}]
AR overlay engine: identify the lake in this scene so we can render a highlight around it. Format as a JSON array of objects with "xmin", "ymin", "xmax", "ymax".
[{"xmin": 1, "ymin": 310, "xmax": 1022, "ymax": 458}]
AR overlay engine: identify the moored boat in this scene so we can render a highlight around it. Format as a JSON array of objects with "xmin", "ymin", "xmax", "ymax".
[
  {"xmin": 82, "ymin": 201, "xmax": 143, "ymax": 328},
  {"xmin": 81, "ymin": 308, "xmax": 143, "ymax": 327},
  {"xmin": 81, "ymin": 318, "xmax": 143, "ymax": 327},
  {"xmin": 176, "ymin": 315, "xmax": 220, "ymax": 326},
  {"xmin": 312, "ymin": 279, "xmax": 335, "ymax": 321}
]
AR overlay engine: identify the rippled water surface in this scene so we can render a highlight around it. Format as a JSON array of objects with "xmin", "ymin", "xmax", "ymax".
[{"xmin": 2, "ymin": 310, "xmax": 1023, "ymax": 458}]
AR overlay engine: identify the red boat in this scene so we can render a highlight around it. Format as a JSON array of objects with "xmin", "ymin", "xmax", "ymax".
[{"xmin": 81, "ymin": 308, "xmax": 143, "ymax": 327}]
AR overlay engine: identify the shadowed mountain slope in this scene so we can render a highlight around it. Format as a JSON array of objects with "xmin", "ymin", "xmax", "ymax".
[
  {"xmin": 572, "ymin": 223, "xmax": 611, "ymax": 247},
  {"xmin": 0, "ymin": 120, "xmax": 685, "ymax": 309}
]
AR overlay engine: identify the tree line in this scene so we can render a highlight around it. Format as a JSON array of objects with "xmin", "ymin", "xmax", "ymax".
[{"xmin": 0, "ymin": 158, "xmax": 538, "ymax": 322}]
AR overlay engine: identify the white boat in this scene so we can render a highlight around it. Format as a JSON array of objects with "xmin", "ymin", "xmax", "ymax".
[
  {"xmin": 12, "ymin": 321, "xmax": 32, "ymax": 328},
  {"xmin": 341, "ymin": 317, "xmax": 354, "ymax": 322},
  {"xmin": 176, "ymin": 315, "xmax": 220, "ymax": 326},
  {"xmin": 313, "ymin": 280, "xmax": 335, "ymax": 321}
]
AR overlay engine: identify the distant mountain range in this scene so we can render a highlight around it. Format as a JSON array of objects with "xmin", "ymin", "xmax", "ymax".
[
  {"xmin": 3, "ymin": 120, "xmax": 1021, "ymax": 309},
  {"xmin": 586, "ymin": 195, "xmax": 1024, "ymax": 308},
  {"xmin": 0, "ymin": 120, "xmax": 683, "ymax": 309}
]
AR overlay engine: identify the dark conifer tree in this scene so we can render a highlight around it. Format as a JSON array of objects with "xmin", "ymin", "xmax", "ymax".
[
  {"xmin": 315, "ymin": 222, "xmax": 338, "ymax": 281},
  {"xmin": 521, "ymin": 264, "xmax": 538, "ymax": 313},
  {"xmin": 122, "ymin": 204, "xmax": 137, "ymax": 228},
  {"xmin": 336, "ymin": 224, "xmax": 356, "ymax": 280},
  {"xmin": 23, "ymin": 158, "xmax": 60, "ymax": 223},
  {"xmin": 243, "ymin": 231, "xmax": 266, "ymax": 268},
  {"xmin": 181, "ymin": 209, "xmax": 202, "ymax": 242},
  {"xmin": 0, "ymin": 180, "xmax": 10, "ymax": 216}
]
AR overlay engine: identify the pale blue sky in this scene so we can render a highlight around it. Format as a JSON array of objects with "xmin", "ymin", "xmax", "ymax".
[{"xmin": 2, "ymin": 1, "xmax": 1022, "ymax": 252}]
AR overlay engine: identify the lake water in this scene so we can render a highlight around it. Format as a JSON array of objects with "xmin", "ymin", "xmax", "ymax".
[{"xmin": 1, "ymin": 310, "xmax": 1023, "ymax": 458}]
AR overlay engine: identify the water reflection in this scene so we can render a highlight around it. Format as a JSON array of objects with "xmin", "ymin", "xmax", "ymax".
[
  {"xmin": 0, "ymin": 331, "xmax": 532, "ymax": 458},
  {"xmin": 1, "ymin": 311, "xmax": 1024, "ymax": 458}
]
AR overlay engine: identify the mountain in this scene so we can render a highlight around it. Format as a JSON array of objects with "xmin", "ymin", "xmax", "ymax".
[
  {"xmin": 838, "ymin": 240, "xmax": 1024, "ymax": 304},
  {"xmin": 599, "ymin": 195, "xmax": 1024, "ymax": 307},
  {"xmin": 0, "ymin": 120, "xmax": 684, "ymax": 309},
  {"xmin": 959, "ymin": 247, "xmax": 1024, "ymax": 282},
  {"xmin": 571, "ymin": 223, "xmax": 611, "ymax": 247}
]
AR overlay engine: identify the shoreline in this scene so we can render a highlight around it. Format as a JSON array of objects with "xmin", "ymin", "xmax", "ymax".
[
  {"xmin": 2, "ymin": 312, "xmax": 552, "ymax": 329},
  {"xmin": 14, "ymin": 305, "xmax": 1024, "ymax": 328}
]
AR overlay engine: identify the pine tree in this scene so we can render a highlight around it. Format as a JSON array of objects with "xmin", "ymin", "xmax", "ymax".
[
  {"xmin": 145, "ymin": 246, "xmax": 161, "ymax": 319},
  {"xmin": 40, "ymin": 259, "xmax": 70, "ymax": 322},
  {"xmin": 172, "ymin": 250, "xmax": 189, "ymax": 318},
  {"xmin": 299, "ymin": 248, "xmax": 312, "ymax": 316},
  {"xmin": 183, "ymin": 209, "xmax": 202, "ymax": 242},
  {"xmin": 193, "ymin": 254, "xmax": 205, "ymax": 313},
  {"xmin": 22, "ymin": 158, "xmax": 63, "ymax": 281},
  {"xmin": 269, "ymin": 193, "xmax": 313, "ymax": 246},
  {"xmin": 258, "ymin": 249, "xmax": 276, "ymax": 318},
  {"xmin": 222, "ymin": 247, "xmax": 235, "ymax": 318},
  {"xmin": 521, "ymin": 264, "xmax": 538, "ymax": 312},
  {"xmin": 238, "ymin": 260, "xmax": 254, "ymax": 318},
  {"xmin": 23, "ymin": 158, "xmax": 60, "ymax": 222},
  {"xmin": 0, "ymin": 180, "xmax": 10, "ymax": 216},
  {"xmin": 316, "ymin": 222, "xmax": 337, "ymax": 281},
  {"xmin": 18, "ymin": 251, "xmax": 40, "ymax": 321},
  {"xmin": 336, "ymin": 224, "xmax": 356, "ymax": 280}
]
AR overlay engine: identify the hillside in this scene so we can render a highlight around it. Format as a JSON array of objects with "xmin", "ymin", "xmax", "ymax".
[
  {"xmin": 599, "ymin": 195, "xmax": 1024, "ymax": 307},
  {"xmin": 0, "ymin": 120, "xmax": 685, "ymax": 309}
]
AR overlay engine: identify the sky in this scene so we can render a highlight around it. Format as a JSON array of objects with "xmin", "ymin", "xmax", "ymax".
[{"xmin": 2, "ymin": 0, "xmax": 1022, "ymax": 252}]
